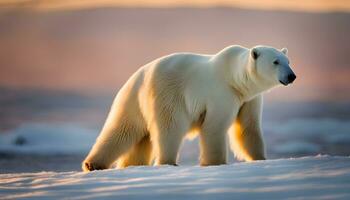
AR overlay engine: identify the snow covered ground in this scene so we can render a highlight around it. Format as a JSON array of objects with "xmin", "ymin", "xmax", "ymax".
[
  {"xmin": 1, "ymin": 121, "xmax": 350, "ymax": 199},
  {"xmin": 0, "ymin": 123, "xmax": 98, "ymax": 155},
  {"xmin": 2, "ymin": 117, "xmax": 350, "ymax": 158},
  {"xmin": 1, "ymin": 155, "xmax": 350, "ymax": 200}
]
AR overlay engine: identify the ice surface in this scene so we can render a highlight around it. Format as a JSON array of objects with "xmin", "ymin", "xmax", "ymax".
[{"xmin": 1, "ymin": 155, "xmax": 350, "ymax": 200}]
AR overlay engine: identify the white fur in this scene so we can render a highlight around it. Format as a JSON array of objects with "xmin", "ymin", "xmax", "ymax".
[{"xmin": 82, "ymin": 45, "xmax": 294, "ymax": 171}]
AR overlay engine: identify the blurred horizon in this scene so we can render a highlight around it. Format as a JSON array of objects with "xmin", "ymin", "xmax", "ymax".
[{"xmin": 1, "ymin": 6, "xmax": 350, "ymax": 102}]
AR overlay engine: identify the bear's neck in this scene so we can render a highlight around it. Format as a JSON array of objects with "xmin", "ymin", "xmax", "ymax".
[{"xmin": 211, "ymin": 48, "xmax": 271, "ymax": 102}]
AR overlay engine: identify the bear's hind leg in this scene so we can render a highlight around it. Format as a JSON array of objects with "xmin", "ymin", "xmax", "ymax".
[
  {"xmin": 82, "ymin": 120, "xmax": 147, "ymax": 172},
  {"xmin": 117, "ymin": 134, "xmax": 153, "ymax": 168}
]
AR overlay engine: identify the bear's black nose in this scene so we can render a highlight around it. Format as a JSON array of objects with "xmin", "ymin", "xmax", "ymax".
[{"xmin": 287, "ymin": 73, "xmax": 296, "ymax": 83}]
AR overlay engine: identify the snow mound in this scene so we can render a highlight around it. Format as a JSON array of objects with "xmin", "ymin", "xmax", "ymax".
[
  {"xmin": 0, "ymin": 123, "xmax": 98, "ymax": 155},
  {"xmin": 1, "ymin": 155, "xmax": 350, "ymax": 200}
]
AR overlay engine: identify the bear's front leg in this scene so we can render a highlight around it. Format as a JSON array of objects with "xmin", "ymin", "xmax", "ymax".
[
  {"xmin": 152, "ymin": 110, "xmax": 191, "ymax": 166},
  {"xmin": 198, "ymin": 99, "xmax": 239, "ymax": 166},
  {"xmin": 199, "ymin": 125, "xmax": 228, "ymax": 166},
  {"xmin": 229, "ymin": 95, "xmax": 266, "ymax": 161},
  {"xmin": 199, "ymin": 107, "xmax": 234, "ymax": 166}
]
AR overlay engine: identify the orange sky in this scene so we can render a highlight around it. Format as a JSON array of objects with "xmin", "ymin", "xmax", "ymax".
[{"xmin": 1, "ymin": 0, "xmax": 350, "ymax": 12}]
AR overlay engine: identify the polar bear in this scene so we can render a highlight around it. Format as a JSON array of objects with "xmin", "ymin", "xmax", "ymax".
[{"xmin": 82, "ymin": 45, "xmax": 296, "ymax": 171}]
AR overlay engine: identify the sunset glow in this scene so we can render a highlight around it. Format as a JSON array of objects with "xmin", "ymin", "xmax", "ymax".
[{"xmin": 1, "ymin": 0, "xmax": 350, "ymax": 12}]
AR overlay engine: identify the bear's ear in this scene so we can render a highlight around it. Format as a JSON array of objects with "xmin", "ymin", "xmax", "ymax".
[
  {"xmin": 251, "ymin": 48, "xmax": 260, "ymax": 60},
  {"xmin": 281, "ymin": 48, "xmax": 288, "ymax": 55}
]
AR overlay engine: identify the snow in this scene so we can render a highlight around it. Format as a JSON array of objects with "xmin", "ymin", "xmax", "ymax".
[
  {"xmin": 1, "ymin": 122, "xmax": 349, "ymax": 198},
  {"xmin": 272, "ymin": 141, "xmax": 321, "ymax": 155},
  {"xmin": 264, "ymin": 118, "xmax": 350, "ymax": 156},
  {"xmin": 0, "ymin": 123, "xmax": 98, "ymax": 155},
  {"xmin": 266, "ymin": 118, "xmax": 350, "ymax": 140},
  {"xmin": 2, "ymin": 118, "xmax": 350, "ymax": 158},
  {"xmin": 1, "ymin": 155, "xmax": 350, "ymax": 200}
]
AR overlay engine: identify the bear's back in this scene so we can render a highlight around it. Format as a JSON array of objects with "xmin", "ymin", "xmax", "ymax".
[
  {"xmin": 141, "ymin": 53, "xmax": 212, "ymax": 89},
  {"xmin": 152, "ymin": 52, "xmax": 211, "ymax": 75}
]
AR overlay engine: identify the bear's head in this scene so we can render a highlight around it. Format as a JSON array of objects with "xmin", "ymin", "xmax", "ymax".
[{"xmin": 250, "ymin": 46, "xmax": 296, "ymax": 87}]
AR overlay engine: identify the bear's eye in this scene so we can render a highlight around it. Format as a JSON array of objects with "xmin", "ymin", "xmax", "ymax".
[{"xmin": 273, "ymin": 60, "xmax": 279, "ymax": 65}]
